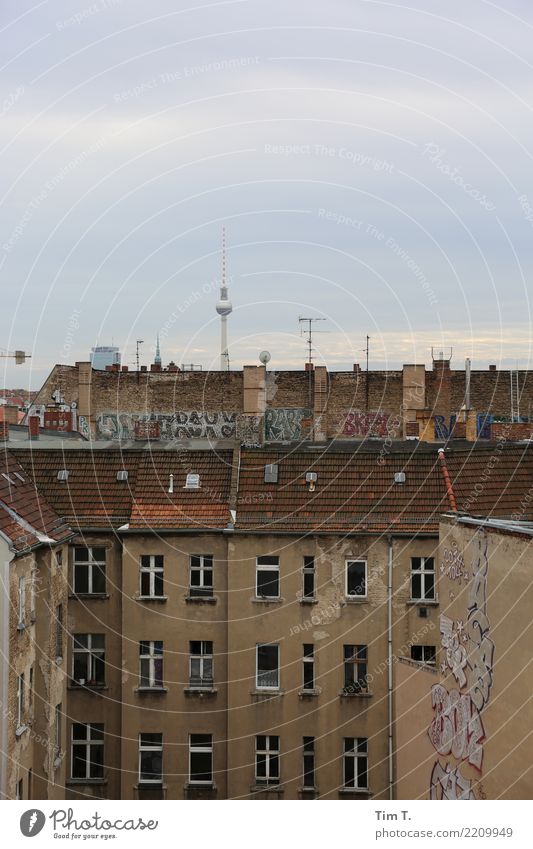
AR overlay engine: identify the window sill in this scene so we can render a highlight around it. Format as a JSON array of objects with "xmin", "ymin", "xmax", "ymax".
[
  {"xmin": 344, "ymin": 596, "xmax": 368, "ymax": 604},
  {"xmin": 184, "ymin": 687, "xmax": 217, "ymax": 697},
  {"xmin": 299, "ymin": 597, "xmax": 318, "ymax": 605},
  {"xmin": 68, "ymin": 683, "xmax": 108, "ymax": 691},
  {"xmin": 135, "ymin": 782, "xmax": 166, "ymax": 789},
  {"xmin": 185, "ymin": 595, "xmax": 217, "ymax": 604},
  {"xmin": 15, "ymin": 724, "xmax": 29, "ymax": 738},
  {"xmin": 299, "ymin": 786, "xmax": 319, "ymax": 798},
  {"xmin": 339, "ymin": 690, "xmax": 373, "ymax": 699},
  {"xmin": 69, "ymin": 593, "xmax": 110, "ymax": 600},
  {"xmin": 251, "ymin": 689, "xmax": 284, "ymax": 700},
  {"xmin": 66, "ymin": 778, "xmax": 108, "ymax": 786},
  {"xmin": 135, "ymin": 686, "xmax": 168, "ymax": 694},
  {"xmin": 338, "ymin": 787, "xmax": 372, "ymax": 797},
  {"xmin": 184, "ymin": 782, "xmax": 216, "ymax": 790},
  {"xmin": 251, "ymin": 597, "xmax": 284, "ymax": 604},
  {"xmin": 298, "ymin": 689, "xmax": 320, "ymax": 699},
  {"xmin": 135, "ymin": 595, "xmax": 168, "ymax": 603},
  {"xmin": 250, "ymin": 784, "xmax": 284, "ymax": 796},
  {"xmin": 407, "ymin": 598, "xmax": 439, "ymax": 606}
]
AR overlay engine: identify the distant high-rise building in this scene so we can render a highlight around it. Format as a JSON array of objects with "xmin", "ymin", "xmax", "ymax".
[
  {"xmin": 154, "ymin": 334, "xmax": 162, "ymax": 366},
  {"xmin": 90, "ymin": 346, "xmax": 121, "ymax": 371}
]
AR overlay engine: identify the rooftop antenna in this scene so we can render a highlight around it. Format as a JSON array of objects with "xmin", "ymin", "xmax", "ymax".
[
  {"xmin": 365, "ymin": 335, "xmax": 370, "ymax": 412},
  {"xmin": 154, "ymin": 333, "xmax": 161, "ymax": 366},
  {"xmin": 216, "ymin": 227, "xmax": 233, "ymax": 371},
  {"xmin": 298, "ymin": 316, "xmax": 327, "ymax": 366}
]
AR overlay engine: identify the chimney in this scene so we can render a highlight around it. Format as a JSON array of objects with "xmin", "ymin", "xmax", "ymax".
[
  {"xmin": 3, "ymin": 405, "xmax": 19, "ymax": 425},
  {"xmin": 489, "ymin": 364, "xmax": 497, "ymax": 372},
  {"xmin": 28, "ymin": 416, "xmax": 40, "ymax": 441},
  {"xmin": 305, "ymin": 362, "xmax": 314, "ymax": 372},
  {"xmin": 243, "ymin": 365, "xmax": 266, "ymax": 415},
  {"xmin": 0, "ymin": 422, "xmax": 9, "ymax": 441}
]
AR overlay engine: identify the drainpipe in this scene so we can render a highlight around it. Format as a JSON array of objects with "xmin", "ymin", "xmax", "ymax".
[
  {"xmin": 438, "ymin": 448, "xmax": 457, "ymax": 512},
  {"xmin": 387, "ymin": 535, "xmax": 394, "ymax": 800}
]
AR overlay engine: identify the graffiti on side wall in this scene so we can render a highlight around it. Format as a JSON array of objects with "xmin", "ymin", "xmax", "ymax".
[
  {"xmin": 428, "ymin": 532, "xmax": 494, "ymax": 799},
  {"xmin": 264, "ymin": 408, "xmax": 312, "ymax": 441},
  {"xmin": 97, "ymin": 411, "xmax": 239, "ymax": 440},
  {"xmin": 78, "ymin": 415, "xmax": 90, "ymax": 440},
  {"xmin": 333, "ymin": 410, "xmax": 399, "ymax": 439},
  {"xmin": 434, "ymin": 413, "xmax": 493, "ymax": 440}
]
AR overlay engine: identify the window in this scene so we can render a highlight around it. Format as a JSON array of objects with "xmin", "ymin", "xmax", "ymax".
[
  {"xmin": 189, "ymin": 734, "xmax": 213, "ymax": 784},
  {"xmin": 255, "ymin": 735, "xmax": 279, "ymax": 785},
  {"xmin": 71, "ymin": 723, "xmax": 104, "ymax": 780},
  {"xmin": 18, "ymin": 576, "xmax": 25, "ymax": 626},
  {"xmin": 185, "ymin": 473, "xmax": 200, "ymax": 489},
  {"xmin": 189, "ymin": 641, "xmax": 213, "ymax": 688},
  {"xmin": 345, "ymin": 560, "xmax": 367, "ymax": 597},
  {"xmin": 73, "ymin": 634, "xmax": 106, "ymax": 685},
  {"xmin": 54, "ymin": 704, "xmax": 62, "ymax": 760},
  {"xmin": 189, "ymin": 555, "xmax": 213, "ymax": 598},
  {"xmin": 138, "ymin": 733, "xmax": 162, "ymax": 784},
  {"xmin": 256, "ymin": 555, "xmax": 279, "ymax": 598},
  {"xmin": 256, "ymin": 644, "xmax": 279, "ymax": 690},
  {"xmin": 140, "ymin": 555, "xmax": 164, "ymax": 597},
  {"xmin": 17, "ymin": 673, "xmax": 24, "ymax": 728},
  {"xmin": 139, "ymin": 641, "xmax": 163, "ymax": 688},
  {"xmin": 302, "ymin": 737, "xmax": 315, "ymax": 788},
  {"xmin": 30, "ymin": 570, "xmax": 36, "ymax": 620},
  {"xmin": 303, "ymin": 556, "xmax": 315, "ymax": 599},
  {"xmin": 73, "ymin": 547, "xmax": 106, "ymax": 595},
  {"xmin": 343, "ymin": 645, "xmax": 368, "ymax": 694},
  {"xmin": 28, "ymin": 667, "xmax": 33, "ymax": 717},
  {"xmin": 343, "ymin": 738, "xmax": 368, "ymax": 790},
  {"xmin": 55, "ymin": 604, "xmax": 63, "ymax": 660},
  {"xmin": 411, "ymin": 557, "xmax": 435, "ymax": 601},
  {"xmin": 303, "ymin": 644, "xmax": 315, "ymax": 690},
  {"xmin": 411, "ymin": 645, "xmax": 437, "ymax": 665},
  {"xmin": 15, "ymin": 779, "xmax": 23, "ymax": 800}
]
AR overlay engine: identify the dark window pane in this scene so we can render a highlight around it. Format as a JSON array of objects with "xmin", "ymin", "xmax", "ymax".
[
  {"xmin": 269, "ymin": 754, "xmax": 279, "ymax": 779},
  {"xmin": 303, "ymin": 754, "xmax": 314, "ymax": 787},
  {"xmin": 90, "ymin": 745, "xmax": 104, "ymax": 779},
  {"xmin": 154, "ymin": 556, "xmax": 164, "ymax": 568},
  {"xmin": 347, "ymin": 561, "xmax": 366, "ymax": 596},
  {"xmin": 270, "ymin": 736, "xmax": 279, "ymax": 749},
  {"xmin": 191, "ymin": 751, "xmax": 212, "ymax": 782},
  {"xmin": 154, "ymin": 572, "xmax": 163, "ymax": 596},
  {"xmin": 303, "ymin": 644, "xmax": 313, "ymax": 658},
  {"xmin": 73, "ymin": 634, "xmax": 88, "ymax": 649},
  {"xmin": 425, "ymin": 557, "xmax": 434, "ymax": 571},
  {"xmin": 140, "ymin": 733, "xmax": 162, "ymax": 745},
  {"xmin": 257, "ymin": 570, "xmax": 279, "ymax": 597},
  {"xmin": 357, "ymin": 757, "xmax": 368, "ymax": 788},
  {"xmin": 256, "ymin": 735, "xmax": 266, "ymax": 750},
  {"xmin": 425, "ymin": 573, "xmax": 435, "ymax": 599},
  {"xmin": 141, "ymin": 572, "xmax": 151, "ymax": 595},
  {"xmin": 303, "ymin": 664, "xmax": 314, "ymax": 689},
  {"xmin": 93, "ymin": 656, "xmax": 105, "ymax": 683},
  {"xmin": 72, "ymin": 723, "xmax": 87, "ymax": 740},
  {"xmin": 303, "ymin": 572, "xmax": 315, "ymax": 597},
  {"xmin": 140, "ymin": 555, "xmax": 151, "ymax": 568},
  {"xmin": 92, "ymin": 564, "xmax": 106, "ymax": 594},
  {"xmin": 411, "ymin": 557, "xmax": 421, "ymax": 570},
  {"xmin": 91, "ymin": 548, "xmax": 106, "ymax": 562},
  {"xmin": 411, "ymin": 573, "xmax": 422, "ymax": 599},
  {"xmin": 73, "ymin": 656, "xmax": 88, "ymax": 681},
  {"xmin": 72, "ymin": 745, "xmax": 86, "ymax": 778},
  {"xmin": 74, "ymin": 547, "xmax": 89, "ymax": 561},
  {"xmin": 90, "ymin": 724, "xmax": 104, "ymax": 740},
  {"xmin": 256, "ymin": 754, "xmax": 266, "ymax": 777},
  {"xmin": 303, "ymin": 556, "xmax": 314, "ymax": 568},
  {"xmin": 140, "ymin": 751, "xmax": 162, "ymax": 782},
  {"xmin": 257, "ymin": 556, "xmax": 279, "ymax": 566},
  {"xmin": 344, "ymin": 757, "xmax": 354, "ymax": 788},
  {"xmin": 74, "ymin": 563, "xmax": 88, "ymax": 594}
]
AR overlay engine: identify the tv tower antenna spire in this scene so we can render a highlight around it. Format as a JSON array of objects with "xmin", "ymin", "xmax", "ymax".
[{"xmin": 216, "ymin": 227, "xmax": 233, "ymax": 371}]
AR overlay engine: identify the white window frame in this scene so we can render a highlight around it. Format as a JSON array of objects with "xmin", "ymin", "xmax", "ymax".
[
  {"xmin": 72, "ymin": 634, "xmax": 106, "ymax": 685},
  {"xmin": 18, "ymin": 576, "xmax": 25, "ymax": 626},
  {"xmin": 54, "ymin": 703, "xmax": 62, "ymax": 761},
  {"xmin": 343, "ymin": 737, "xmax": 368, "ymax": 790},
  {"xmin": 29, "ymin": 570, "xmax": 37, "ymax": 620},
  {"xmin": 302, "ymin": 736, "xmax": 315, "ymax": 788},
  {"xmin": 256, "ymin": 643, "xmax": 279, "ymax": 690},
  {"xmin": 345, "ymin": 559, "xmax": 367, "ymax": 598},
  {"xmin": 139, "ymin": 555, "xmax": 164, "ymax": 598},
  {"xmin": 189, "ymin": 554, "xmax": 213, "ymax": 597},
  {"xmin": 189, "ymin": 641, "xmax": 214, "ymax": 688},
  {"xmin": 188, "ymin": 734, "xmax": 213, "ymax": 785},
  {"xmin": 256, "ymin": 556, "xmax": 280, "ymax": 599},
  {"xmin": 55, "ymin": 604, "xmax": 63, "ymax": 660},
  {"xmin": 255, "ymin": 735, "xmax": 280, "ymax": 785},
  {"xmin": 138, "ymin": 733, "xmax": 163, "ymax": 784},
  {"xmin": 73, "ymin": 547, "xmax": 106, "ymax": 595},
  {"xmin": 303, "ymin": 556, "xmax": 315, "ymax": 599},
  {"xmin": 17, "ymin": 673, "xmax": 24, "ymax": 728},
  {"xmin": 343, "ymin": 644, "xmax": 368, "ymax": 693},
  {"xmin": 302, "ymin": 644, "xmax": 315, "ymax": 690},
  {"xmin": 410, "ymin": 556, "xmax": 436, "ymax": 601},
  {"xmin": 71, "ymin": 723, "xmax": 104, "ymax": 780},
  {"xmin": 139, "ymin": 641, "xmax": 164, "ymax": 689},
  {"xmin": 411, "ymin": 645, "xmax": 437, "ymax": 665}
]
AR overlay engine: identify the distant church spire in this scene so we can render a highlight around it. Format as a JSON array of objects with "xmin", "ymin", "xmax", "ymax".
[{"xmin": 155, "ymin": 333, "xmax": 162, "ymax": 366}]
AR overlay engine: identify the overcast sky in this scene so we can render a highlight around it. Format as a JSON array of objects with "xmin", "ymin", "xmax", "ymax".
[{"xmin": 1, "ymin": 0, "xmax": 533, "ymax": 388}]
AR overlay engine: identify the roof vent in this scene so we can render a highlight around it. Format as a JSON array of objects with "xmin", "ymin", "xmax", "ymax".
[
  {"xmin": 264, "ymin": 464, "xmax": 279, "ymax": 483},
  {"xmin": 1, "ymin": 473, "xmax": 16, "ymax": 485},
  {"xmin": 168, "ymin": 473, "xmax": 174, "ymax": 494},
  {"xmin": 185, "ymin": 473, "xmax": 200, "ymax": 489},
  {"xmin": 116, "ymin": 470, "xmax": 128, "ymax": 482},
  {"xmin": 394, "ymin": 472, "xmax": 406, "ymax": 484},
  {"xmin": 57, "ymin": 470, "xmax": 69, "ymax": 482}
]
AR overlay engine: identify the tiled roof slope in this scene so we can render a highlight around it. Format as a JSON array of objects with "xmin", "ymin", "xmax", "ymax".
[
  {"xmin": 12, "ymin": 448, "xmax": 142, "ymax": 528},
  {"xmin": 129, "ymin": 450, "xmax": 233, "ymax": 529},
  {"xmin": 0, "ymin": 451, "xmax": 72, "ymax": 552},
  {"xmin": 446, "ymin": 445, "xmax": 533, "ymax": 519},
  {"xmin": 237, "ymin": 447, "xmax": 448, "ymax": 533}
]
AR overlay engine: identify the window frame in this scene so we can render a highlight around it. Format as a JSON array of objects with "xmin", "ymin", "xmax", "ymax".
[
  {"xmin": 138, "ymin": 733, "xmax": 163, "ymax": 785},
  {"xmin": 55, "ymin": 604, "xmax": 63, "ymax": 660},
  {"xmin": 303, "ymin": 556, "xmax": 315, "ymax": 599},
  {"xmin": 139, "ymin": 555, "xmax": 164, "ymax": 598},
  {"xmin": 410, "ymin": 556, "xmax": 436, "ymax": 601},
  {"xmin": 411, "ymin": 645, "xmax": 437, "ymax": 665},
  {"xmin": 302, "ymin": 736, "xmax": 315, "ymax": 788},
  {"xmin": 343, "ymin": 644, "xmax": 368, "ymax": 694},
  {"xmin": 54, "ymin": 703, "xmax": 62, "ymax": 761},
  {"xmin": 72, "ymin": 634, "xmax": 106, "ymax": 685},
  {"xmin": 189, "ymin": 554, "xmax": 214, "ymax": 598},
  {"xmin": 343, "ymin": 737, "xmax": 368, "ymax": 790},
  {"xmin": 255, "ymin": 555, "xmax": 280, "ymax": 599},
  {"xmin": 189, "ymin": 733, "xmax": 213, "ymax": 785},
  {"xmin": 17, "ymin": 672, "xmax": 24, "ymax": 728},
  {"xmin": 139, "ymin": 641, "xmax": 164, "ymax": 689},
  {"xmin": 256, "ymin": 643, "xmax": 280, "ymax": 691},
  {"xmin": 18, "ymin": 576, "xmax": 25, "ymax": 626},
  {"xmin": 189, "ymin": 641, "xmax": 214, "ymax": 689},
  {"xmin": 73, "ymin": 547, "xmax": 107, "ymax": 596},
  {"xmin": 302, "ymin": 644, "xmax": 315, "ymax": 690},
  {"xmin": 345, "ymin": 559, "xmax": 368, "ymax": 598},
  {"xmin": 71, "ymin": 722, "xmax": 104, "ymax": 780},
  {"xmin": 255, "ymin": 735, "xmax": 280, "ymax": 786}
]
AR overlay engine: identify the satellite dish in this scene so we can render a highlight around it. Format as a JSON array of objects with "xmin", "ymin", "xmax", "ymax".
[{"xmin": 259, "ymin": 350, "xmax": 271, "ymax": 365}]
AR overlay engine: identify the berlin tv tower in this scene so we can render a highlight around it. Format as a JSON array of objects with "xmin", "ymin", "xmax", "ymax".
[{"xmin": 215, "ymin": 227, "xmax": 232, "ymax": 371}]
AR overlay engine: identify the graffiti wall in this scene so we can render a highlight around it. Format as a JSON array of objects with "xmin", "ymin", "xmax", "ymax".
[
  {"xmin": 96, "ymin": 411, "xmax": 263, "ymax": 443},
  {"xmin": 428, "ymin": 532, "xmax": 494, "ymax": 799},
  {"xmin": 264, "ymin": 408, "xmax": 312, "ymax": 441},
  {"xmin": 331, "ymin": 410, "xmax": 400, "ymax": 439}
]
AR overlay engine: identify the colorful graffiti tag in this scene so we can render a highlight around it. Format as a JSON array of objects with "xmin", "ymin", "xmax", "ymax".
[
  {"xmin": 264, "ymin": 408, "xmax": 312, "ymax": 441},
  {"xmin": 95, "ymin": 411, "xmax": 263, "ymax": 443},
  {"xmin": 428, "ymin": 532, "xmax": 494, "ymax": 799},
  {"xmin": 333, "ymin": 410, "xmax": 397, "ymax": 439}
]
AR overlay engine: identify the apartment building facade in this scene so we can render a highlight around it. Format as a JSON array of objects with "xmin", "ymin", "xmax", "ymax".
[{"xmin": 8, "ymin": 440, "xmax": 533, "ymax": 800}]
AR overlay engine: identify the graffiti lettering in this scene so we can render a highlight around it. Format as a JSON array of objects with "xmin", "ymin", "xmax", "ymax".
[
  {"xmin": 430, "ymin": 761, "xmax": 475, "ymax": 800},
  {"xmin": 264, "ymin": 408, "xmax": 311, "ymax": 441}
]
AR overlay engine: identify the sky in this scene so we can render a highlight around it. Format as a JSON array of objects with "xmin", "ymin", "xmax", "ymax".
[{"xmin": 1, "ymin": 0, "xmax": 533, "ymax": 388}]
